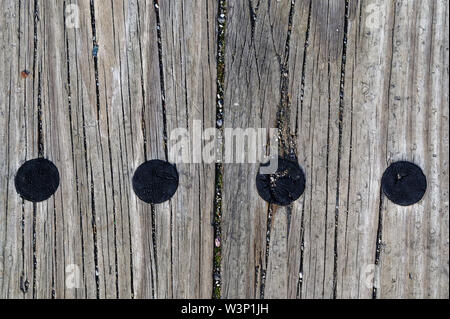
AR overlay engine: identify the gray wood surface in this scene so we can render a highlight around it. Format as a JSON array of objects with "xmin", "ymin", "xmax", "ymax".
[{"xmin": 0, "ymin": 0, "xmax": 448, "ymax": 299}]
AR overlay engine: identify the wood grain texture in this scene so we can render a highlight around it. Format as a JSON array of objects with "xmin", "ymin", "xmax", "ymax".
[{"xmin": 0, "ymin": 0, "xmax": 448, "ymax": 299}]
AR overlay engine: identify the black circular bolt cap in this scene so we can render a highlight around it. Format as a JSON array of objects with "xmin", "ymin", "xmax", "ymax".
[
  {"xmin": 132, "ymin": 159, "xmax": 179, "ymax": 204},
  {"xmin": 256, "ymin": 157, "xmax": 306, "ymax": 206},
  {"xmin": 15, "ymin": 158, "xmax": 60, "ymax": 203},
  {"xmin": 381, "ymin": 161, "xmax": 427, "ymax": 206}
]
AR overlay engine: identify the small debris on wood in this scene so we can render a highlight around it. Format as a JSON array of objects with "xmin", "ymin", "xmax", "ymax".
[
  {"xmin": 20, "ymin": 69, "xmax": 30, "ymax": 79},
  {"xmin": 92, "ymin": 45, "xmax": 99, "ymax": 57}
]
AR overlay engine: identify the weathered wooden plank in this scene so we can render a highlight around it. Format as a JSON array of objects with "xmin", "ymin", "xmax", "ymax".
[
  {"xmin": 221, "ymin": 0, "xmax": 282, "ymax": 298},
  {"xmin": 62, "ymin": 0, "xmax": 100, "ymax": 299},
  {"xmin": 334, "ymin": 0, "xmax": 394, "ymax": 299},
  {"xmin": 334, "ymin": 0, "xmax": 449, "ymax": 299},
  {"xmin": 377, "ymin": 0, "xmax": 449, "ymax": 299},
  {"xmin": 221, "ymin": 0, "xmax": 312, "ymax": 299},
  {"xmin": 221, "ymin": 0, "xmax": 347, "ymax": 299},
  {"xmin": 91, "ymin": 0, "xmax": 140, "ymax": 299},
  {"xmin": 222, "ymin": 0, "xmax": 449, "ymax": 300},
  {"xmin": 87, "ymin": 0, "xmax": 217, "ymax": 299},
  {"xmin": 118, "ymin": 0, "xmax": 162, "ymax": 298},
  {"xmin": 0, "ymin": 0, "xmax": 36, "ymax": 299},
  {"xmin": 294, "ymin": 0, "xmax": 347, "ymax": 299},
  {"xmin": 156, "ymin": 0, "xmax": 216, "ymax": 298},
  {"xmin": 0, "ymin": 0, "xmax": 448, "ymax": 300},
  {"xmin": 261, "ymin": 0, "xmax": 309, "ymax": 298},
  {"xmin": 35, "ymin": 0, "xmax": 70, "ymax": 299}
]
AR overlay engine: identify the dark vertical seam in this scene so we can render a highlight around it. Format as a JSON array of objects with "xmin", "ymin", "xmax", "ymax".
[
  {"xmin": 333, "ymin": 0, "xmax": 349, "ymax": 299},
  {"xmin": 249, "ymin": 0, "xmax": 263, "ymax": 95},
  {"xmin": 282, "ymin": 0, "xmax": 296, "ymax": 157},
  {"xmin": 37, "ymin": 64, "xmax": 43, "ymax": 158},
  {"xmin": 323, "ymin": 59, "xmax": 330, "ymax": 298},
  {"xmin": 198, "ymin": 168, "xmax": 202, "ymax": 297},
  {"xmin": 33, "ymin": 1, "xmax": 41, "ymax": 298},
  {"xmin": 181, "ymin": 2, "xmax": 189, "ymax": 132},
  {"xmin": 296, "ymin": 196, "xmax": 306, "ymax": 299},
  {"xmin": 32, "ymin": 203, "xmax": 36, "ymax": 298},
  {"xmin": 150, "ymin": 203, "xmax": 158, "ymax": 298},
  {"xmin": 275, "ymin": 0, "xmax": 296, "ymax": 157},
  {"xmin": 102, "ymin": 75, "xmax": 120, "ymax": 298},
  {"xmin": 322, "ymin": 1, "xmax": 331, "ymax": 298},
  {"xmin": 90, "ymin": 0, "xmax": 113, "ymax": 299},
  {"xmin": 60, "ymin": 191, "xmax": 67, "ymax": 299},
  {"xmin": 20, "ymin": 200, "xmax": 28, "ymax": 296},
  {"xmin": 89, "ymin": 0, "xmax": 101, "ymax": 120},
  {"xmin": 342, "ymin": 1, "xmax": 359, "ymax": 297},
  {"xmin": 249, "ymin": 0, "xmax": 256, "ymax": 41},
  {"xmin": 92, "ymin": 13, "xmax": 110, "ymax": 302},
  {"xmin": 384, "ymin": 1, "xmax": 397, "ymax": 162},
  {"xmin": 153, "ymin": 0, "xmax": 172, "ymax": 297},
  {"xmin": 135, "ymin": 1, "xmax": 147, "ymax": 159},
  {"xmin": 89, "ymin": 163, "xmax": 100, "ymax": 298},
  {"xmin": 51, "ymin": 200, "xmax": 57, "ymax": 298},
  {"xmin": 154, "ymin": 0, "xmax": 169, "ymax": 159},
  {"xmin": 123, "ymin": 46, "xmax": 135, "ymax": 158},
  {"xmin": 372, "ymin": 188, "xmax": 384, "ymax": 299},
  {"xmin": 260, "ymin": 204, "xmax": 273, "ymax": 299},
  {"xmin": 32, "ymin": 0, "xmax": 40, "ymax": 158},
  {"xmin": 295, "ymin": 0, "xmax": 312, "ymax": 137},
  {"xmin": 212, "ymin": 0, "xmax": 226, "ymax": 300}
]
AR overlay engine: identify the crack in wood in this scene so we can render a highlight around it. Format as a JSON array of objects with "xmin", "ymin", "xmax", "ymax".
[
  {"xmin": 333, "ymin": 0, "xmax": 350, "ymax": 299},
  {"xmin": 213, "ymin": 0, "xmax": 226, "ymax": 300}
]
